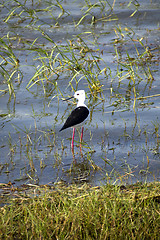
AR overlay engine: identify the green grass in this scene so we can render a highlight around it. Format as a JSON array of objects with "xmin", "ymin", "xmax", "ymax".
[{"xmin": 0, "ymin": 182, "xmax": 160, "ymax": 239}]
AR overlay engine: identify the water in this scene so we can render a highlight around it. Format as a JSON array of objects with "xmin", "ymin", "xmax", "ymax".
[{"xmin": 0, "ymin": 0, "xmax": 160, "ymax": 187}]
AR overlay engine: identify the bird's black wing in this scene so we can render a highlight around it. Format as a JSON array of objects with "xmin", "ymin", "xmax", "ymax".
[{"xmin": 60, "ymin": 106, "xmax": 89, "ymax": 131}]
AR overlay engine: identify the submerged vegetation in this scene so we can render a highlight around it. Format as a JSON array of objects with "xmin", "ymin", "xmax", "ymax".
[
  {"xmin": 0, "ymin": 0, "xmax": 159, "ymax": 174},
  {"xmin": 1, "ymin": 0, "xmax": 159, "ymax": 99},
  {"xmin": 0, "ymin": 0, "xmax": 160, "ymax": 237}
]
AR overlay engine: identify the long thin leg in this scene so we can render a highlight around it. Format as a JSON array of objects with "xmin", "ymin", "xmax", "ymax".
[
  {"xmin": 71, "ymin": 128, "xmax": 75, "ymax": 151},
  {"xmin": 80, "ymin": 126, "xmax": 84, "ymax": 143},
  {"xmin": 80, "ymin": 127, "xmax": 84, "ymax": 153}
]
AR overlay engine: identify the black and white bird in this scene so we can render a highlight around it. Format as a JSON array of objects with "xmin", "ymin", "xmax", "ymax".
[{"xmin": 60, "ymin": 90, "xmax": 89, "ymax": 151}]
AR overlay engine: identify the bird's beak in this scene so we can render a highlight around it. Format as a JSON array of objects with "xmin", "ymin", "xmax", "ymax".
[{"xmin": 63, "ymin": 96, "xmax": 74, "ymax": 101}]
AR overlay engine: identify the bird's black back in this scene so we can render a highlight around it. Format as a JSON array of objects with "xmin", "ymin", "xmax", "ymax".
[{"xmin": 60, "ymin": 106, "xmax": 89, "ymax": 131}]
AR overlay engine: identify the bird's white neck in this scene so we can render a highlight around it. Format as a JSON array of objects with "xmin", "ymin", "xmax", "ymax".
[{"xmin": 77, "ymin": 101, "xmax": 87, "ymax": 108}]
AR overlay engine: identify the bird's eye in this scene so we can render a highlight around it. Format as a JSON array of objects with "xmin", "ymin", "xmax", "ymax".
[{"xmin": 77, "ymin": 93, "xmax": 79, "ymax": 95}]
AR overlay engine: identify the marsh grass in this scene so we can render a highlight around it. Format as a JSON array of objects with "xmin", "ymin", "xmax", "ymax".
[
  {"xmin": 1, "ymin": 0, "xmax": 159, "ymax": 104},
  {"xmin": 0, "ymin": 35, "xmax": 22, "ymax": 100},
  {"xmin": 26, "ymin": 34, "xmax": 105, "ymax": 97},
  {"xmin": 0, "ymin": 182, "xmax": 160, "ymax": 239}
]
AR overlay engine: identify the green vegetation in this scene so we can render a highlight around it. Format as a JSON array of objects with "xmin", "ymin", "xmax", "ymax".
[
  {"xmin": 0, "ymin": 182, "xmax": 160, "ymax": 239},
  {"xmin": 0, "ymin": 1, "xmax": 159, "ymax": 170},
  {"xmin": 1, "ymin": 0, "xmax": 159, "ymax": 101}
]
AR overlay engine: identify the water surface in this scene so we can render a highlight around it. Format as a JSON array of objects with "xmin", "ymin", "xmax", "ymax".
[{"xmin": 0, "ymin": 0, "xmax": 160, "ymax": 187}]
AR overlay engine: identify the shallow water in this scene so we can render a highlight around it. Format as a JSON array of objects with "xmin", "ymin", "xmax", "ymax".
[{"xmin": 0, "ymin": 0, "xmax": 160, "ymax": 187}]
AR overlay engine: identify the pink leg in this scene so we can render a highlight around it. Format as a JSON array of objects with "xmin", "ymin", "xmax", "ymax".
[
  {"xmin": 80, "ymin": 127, "xmax": 84, "ymax": 143},
  {"xmin": 72, "ymin": 128, "xmax": 75, "ymax": 150},
  {"xmin": 80, "ymin": 127, "xmax": 84, "ymax": 153}
]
